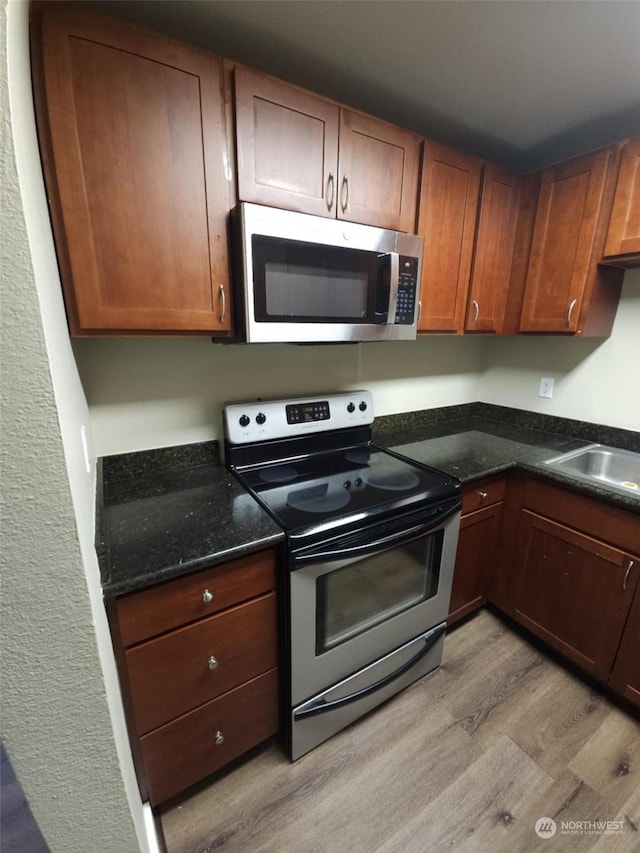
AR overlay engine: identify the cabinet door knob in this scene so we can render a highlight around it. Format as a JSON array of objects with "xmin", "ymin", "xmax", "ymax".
[
  {"xmin": 326, "ymin": 173, "xmax": 335, "ymax": 212},
  {"xmin": 214, "ymin": 730, "xmax": 224, "ymax": 746},
  {"xmin": 478, "ymin": 491, "xmax": 488, "ymax": 500},
  {"xmin": 218, "ymin": 283, "xmax": 227, "ymax": 325},
  {"xmin": 567, "ymin": 298, "xmax": 577, "ymax": 328},
  {"xmin": 340, "ymin": 175, "xmax": 349, "ymax": 212},
  {"xmin": 623, "ymin": 559, "xmax": 634, "ymax": 591},
  {"xmin": 202, "ymin": 589, "xmax": 213, "ymax": 603},
  {"xmin": 208, "ymin": 655, "xmax": 218, "ymax": 670}
]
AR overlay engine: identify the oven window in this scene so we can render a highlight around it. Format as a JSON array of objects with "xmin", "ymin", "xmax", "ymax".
[{"xmin": 316, "ymin": 531, "xmax": 443, "ymax": 654}]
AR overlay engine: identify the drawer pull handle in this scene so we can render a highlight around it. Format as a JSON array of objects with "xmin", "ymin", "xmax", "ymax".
[
  {"xmin": 214, "ymin": 730, "xmax": 224, "ymax": 746},
  {"xmin": 478, "ymin": 491, "xmax": 488, "ymax": 500},
  {"xmin": 202, "ymin": 589, "xmax": 213, "ymax": 603},
  {"xmin": 208, "ymin": 656, "xmax": 219, "ymax": 670},
  {"xmin": 623, "ymin": 559, "xmax": 634, "ymax": 591}
]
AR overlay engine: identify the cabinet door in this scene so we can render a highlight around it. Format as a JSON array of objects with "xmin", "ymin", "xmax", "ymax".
[
  {"xmin": 519, "ymin": 148, "xmax": 612, "ymax": 333},
  {"xmin": 448, "ymin": 502, "xmax": 502, "ymax": 626},
  {"xmin": 608, "ymin": 561, "xmax": 640, "ymax": 708},
  {"xmin": 337, "ymin": 109, "xmax": 420, "ymax": 231},
  {"xmin": 511, "ymin": 510, "xmax": 637, "ymax": 682},
  {"xmin": 234, "ymin": 67, "xmax": 339, "ymax": 217},
  {"xmin": 417, "ymin": 142, "xmax": 481, "ymax": 332},
  {"xmin": 603, "ymin": 138, "xmax": 640, "ymax": 261},
  {"xmin": 465, "ymin": 165, "xmax": 520, "ymax": 333},
  {"xmin": 36, "ymin": 7, "xmax": 232, "ymax": 334}
]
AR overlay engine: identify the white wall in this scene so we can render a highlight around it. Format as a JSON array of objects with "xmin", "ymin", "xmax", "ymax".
[
  {"xmin": 479, "ymin": 270, "xmax": 640, "ymax": 432},
  {"xmin": 74, "ymin": 335, "xmax": 486, "ymax": 456},
  {"xmin": 1, "ymin": 2, "xmax": 154, "ymax": 851}
]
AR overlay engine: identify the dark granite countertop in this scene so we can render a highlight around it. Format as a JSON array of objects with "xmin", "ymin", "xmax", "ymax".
[
  {"xmin": 97, "ymin": 405, "xmax": 639, "ymax": 599},
  {"xmin": 373, "ymin": 405, "xmax": 640, "ymax": 515},
  {"xmin": 97, "ymin": 442, "xmax": 284, "ymax": 598}
]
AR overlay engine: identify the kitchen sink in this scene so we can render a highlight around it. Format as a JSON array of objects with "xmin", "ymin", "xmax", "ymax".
[{"xmin": 544, "ymin": 444, "xmax": 640, "ymax": 496}]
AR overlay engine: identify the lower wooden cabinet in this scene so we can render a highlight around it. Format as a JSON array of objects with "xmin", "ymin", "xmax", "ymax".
[
  {"xmin": 448, "ymin": 477, "xmax": 505, "ymax": 625},
  {"xmin": 505, "ymin": 478, "xmax": 640, "ymax": 700},
  {"xmin": 608, "ymin": 582, "xmax": 640, "ymax": 706},
  {"xmin": 107, "ymin": 549, "xmax": 279, "ymax": 805}
]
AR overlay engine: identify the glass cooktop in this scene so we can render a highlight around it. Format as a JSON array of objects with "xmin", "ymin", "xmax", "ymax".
[{"xmin": 234, "ymin": 445, "xmax": 458, "ymax": 534}]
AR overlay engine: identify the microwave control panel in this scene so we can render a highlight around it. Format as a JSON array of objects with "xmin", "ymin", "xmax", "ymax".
[{"xmin": 394, "ymin": 257, "xmax": 419, "ymax": 325}]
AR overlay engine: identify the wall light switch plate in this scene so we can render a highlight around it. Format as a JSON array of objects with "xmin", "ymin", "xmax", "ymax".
[{"xmin": 539, "ymin": 377, "xmax": 554, "ymax": 399}]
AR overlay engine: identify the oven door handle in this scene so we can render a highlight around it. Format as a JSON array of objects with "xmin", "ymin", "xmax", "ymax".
[
  {"xmin": 294, "ymin": 503, "xmax": 458, "ymax": 565},
  {"xmin": 293, "ymin": 623, "xmax": 445, "ymax": 720}
]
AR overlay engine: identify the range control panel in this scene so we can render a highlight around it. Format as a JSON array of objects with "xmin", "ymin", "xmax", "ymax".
[{"xmin": 225, "ymin": 391, "xmax": 374, "ymax": 444}]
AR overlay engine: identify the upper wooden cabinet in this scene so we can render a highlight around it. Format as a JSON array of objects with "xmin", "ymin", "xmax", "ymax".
[
  {"xmin": 602, "ymin": 137, "xmax": 640, "ymax": 265},
  {"xmin": 234, "ymin": 67, "xmax": 420, "ymax": 232},
  {"xmin": 33, "ymin": 5, "xmax": 233, "ymax": 336},
  {"xmin": 417, "ymin": 144, "xmax": 519, "ymax": 334},
  {"xmin": 465, "ymin": 164, "xmax": 521, "ymax": 333},
  {"xmin": 519, "ymin": 146, "xmax": 624, "ymax": 336},
  {"xmin": 416, "ymin": 142, "xmax": 481, "ymax": 333}
]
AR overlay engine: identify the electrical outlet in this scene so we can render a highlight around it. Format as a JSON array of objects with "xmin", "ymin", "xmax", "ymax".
[{"xmin": 539, "ymin": 377, "xmax": 554, "ymax": 399}]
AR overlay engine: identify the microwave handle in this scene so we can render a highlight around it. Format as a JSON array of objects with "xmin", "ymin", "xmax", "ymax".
[
  {"xmin": 373, "ymin": 252, "xmax": 399, "ymax": 324},
  {"xmin": 387, "ymin": 251, "xmax": 400, "ymax": 325}
]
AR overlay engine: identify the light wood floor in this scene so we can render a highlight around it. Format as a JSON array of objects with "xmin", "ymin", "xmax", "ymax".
[{"xmin": 160, "ymin": 611, "xmax": 640, "ymax": 853}]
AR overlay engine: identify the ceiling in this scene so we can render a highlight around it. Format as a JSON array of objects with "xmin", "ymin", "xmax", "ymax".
[{"xmin": 90, "ymin": 0, "xmax": 640, "ymax": 172}]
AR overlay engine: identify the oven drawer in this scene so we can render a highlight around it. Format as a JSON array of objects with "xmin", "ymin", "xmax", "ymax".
[
  {"xmin": 461, "ymin": 477, "xmax": 506, "ymax": 514},
  {"xmin": 125, "ymin": 594, "xmax": 277, "ymax": 734},
  {"xmin": 140, "ymin": 668, "xmax": 279, "ymax": 805},
  {"xmin": 115, "ymin": 550, "xmax": 276, "ymax": 646},
  {"xmin": 291, "ymin": 625, "xmax": 444, "ymax": 760}
]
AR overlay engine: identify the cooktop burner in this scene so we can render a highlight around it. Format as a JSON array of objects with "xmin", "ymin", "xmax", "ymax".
[
  {"xmin": 224, "ymin": 391, "xmax": 461, "ymax": 543},
  {"xmin": 235, "ymin": 446, "xmax": 454, "ymax": 534}
]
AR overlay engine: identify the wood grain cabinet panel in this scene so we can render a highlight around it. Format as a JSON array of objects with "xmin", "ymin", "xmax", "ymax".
[
  {"xmin": 608, "ymin": 574, "xmax": 640, "ymax": 708},
  {"xmin": 126, "ymin": 594, "xmax": 277, "ymax": 735},
  {"xmin": 519, "ymin": 146, "xmax": 624, "ymax": 335},
  {"xmin": 337, "ymin": 109, "xmax": 420, "ymax": 231},
  {"xmin": 417, "ymin": 142, "xmax": 482, "ymax": 332},
  {"xmin": 107, "ymin": 549, "xmax": 279, "ymax": 804},
  {"xmin": 603, "ymin": 137, "xmax": 640, "ymax": 264},
  {"xmin": 234, "ymin": 66, "xmax": 420, "ymax": 230},
  {"xmin": 234, "ymin": 66, "xmax": 340, "ymax": 216},
  {"xmin": 141, "ymin": 668, "xmax": 279, "ymax": 805},
  {"xmin": 448, "ymin": 477, "xmax": 505, "ymax": 626},
  {"xmin": 33, "ymin": 4, "xmax": 232, "ymax": 335},
  {"xmin": 465, "ymin": 165, "xmax": 521, "ymax": 333}
]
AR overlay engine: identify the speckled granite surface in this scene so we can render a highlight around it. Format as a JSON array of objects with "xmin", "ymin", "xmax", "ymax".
[
  {"xmin": 374, "ymin": 404, "xmax": 640, "ymax": 514},
  {"xmin": 97, "ymin": 443, "xmax": 283, "ymax": 598},
  {"xmin": 97, "ymin": 405, "xmax": 639, "ymax": 599}
]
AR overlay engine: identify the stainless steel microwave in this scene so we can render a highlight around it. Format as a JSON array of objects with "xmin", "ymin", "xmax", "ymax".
[{"xmin": 231, "ymin": 203, "xmax": 423, "ymax": 343}]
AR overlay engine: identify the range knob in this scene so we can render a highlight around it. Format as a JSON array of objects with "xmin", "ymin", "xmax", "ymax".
[
  {"xmin": 239, "ymin": 414, "xmax": 250, "ymax": 427},
  {"xmin": 347, "ymin": 402, "xmax": 356, "ymax": 413},
  {"xmin": 256, "ymin": 412, "xmax": 266, "ymax": 425},
  {"xmin": 359, "ymin": 401, "xmax": 368, "ymax": 412}
]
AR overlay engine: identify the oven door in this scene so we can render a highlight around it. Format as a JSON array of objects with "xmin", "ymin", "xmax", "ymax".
[{"xmin": 289, "ymin": 503, "xmax": 461, "ymax": 707}]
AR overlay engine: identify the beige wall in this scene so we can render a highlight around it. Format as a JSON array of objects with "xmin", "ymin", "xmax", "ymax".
[
  {"xmin": 75, "ymin": 270, "xmax": 639, "ymax": 459},
  {"xmin": 479, "ymin": 270, "xmax": 640, "ymax": 432}
]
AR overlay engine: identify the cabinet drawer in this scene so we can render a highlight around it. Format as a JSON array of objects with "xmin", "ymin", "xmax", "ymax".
[
  {"xmin": 115, "ymin": 550, "xmax": 276, "ymax": 646},
  {"xmin": 126, "ymin": 594, "xmax": 277, "ymax": 735},
  {"xmin": 140, "ymin": 668, "xmax": 279, "ymax": 805},
  {"xmin": 462, "ymin": 477, "xmax": 506, "ymax": 514},
  {"xmin": 522, "ymin": 478, "xmax": 640, "ymax": 552}
]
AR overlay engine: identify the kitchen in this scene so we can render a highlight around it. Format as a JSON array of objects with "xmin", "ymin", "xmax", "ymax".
[{"xmin": 2, "ymin": 1, "xmax": 640, "ymax": 852}]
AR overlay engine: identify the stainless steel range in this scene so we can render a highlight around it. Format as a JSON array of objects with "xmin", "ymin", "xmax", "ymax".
[{"xmin": 224, "ymin": 391, "xmax": 461, "ymax": 760}]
